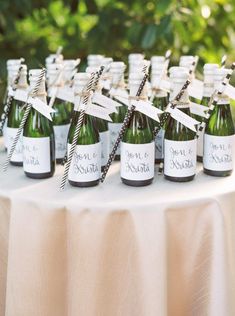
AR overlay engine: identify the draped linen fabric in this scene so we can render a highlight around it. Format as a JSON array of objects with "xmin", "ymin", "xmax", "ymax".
[{"xmin": 0, "ymin": 144, "xmax": 235, "ymax": 316}]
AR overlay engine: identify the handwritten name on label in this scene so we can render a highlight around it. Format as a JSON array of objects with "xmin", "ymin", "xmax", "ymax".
[
  {"xmin": 6, "ymin": 127, "xmax": 23, "ymax": 162},
  {"xmin": 23, "ymin": 137, "xmax": 51, "ymax": 173},
  {"xmin": 53, "ymin": 124, "xmax": 70, "ymax": 159},
  {"xmin": 164, "ymin": 139, "xmax": 197, "ymax": 177},
  {"xmin": 108, "ymin": 122, "xmax": 122, "ymax": 155},
  {"xmin": 68, "ymin": 142, "xmax": 101, "ymax": 182},
  {"xmin": 204, "ymin": 134, "xmax": 234, "ymax": 171},
  {"xmin": 99, "ymin": 131, "xmax": 110, "ymax": 166},
  {"xmin": 155, "ymin": 129, "xmax": 165, "ymax": 160},
  {"xmin": 121, "ymin": 142, "xmax": 155, "ymax": 181}
]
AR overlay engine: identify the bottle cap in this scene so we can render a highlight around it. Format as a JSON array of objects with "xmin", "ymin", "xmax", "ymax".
[
  {"xmin": 129, "ymin": 71, "xmax": 145, "ymax": 83},
  {"xmin": 86, "ymin": 66, "xmax": 99, "ymax": 74},
  {"xmin": 11, "ymin": 64, "xmax": 27, "ymax": 77},
  {"xmin": 110, "ymin": 62, "xmax": 126, "ymax": 73},
  {"xmin": 7, "ymin": 59, "xmax": 24, "ymax": 69},
  {"xmin": 29, "ymin": 69, "xmax": 46, "ymax": 81},
  {"xmin": 203, "ymin": 63, "xmax": 219, "ymax": 75},
  {"xmin": 87, "ymin": 54, "xmax": 104, "ymax": 67},
  {"xmin": 45, "ymin": 54, "xmax": 63, "ymax": 66},
  {"xmin": 151, "ymin": 56, "xmax": 165, "ymax": 65},
  {"xmin": 128, "ymin": 53, "xmax": 144, "ymax": 63},
  {"xmin": 63, "ymin": 59, "xmax": 80, "ymax": 69},
  {"xmin": 74, "ymin": 73, "xmax": 91, "ymax": 91},
  {"xmin": 214, "ymin": 67, "xmax": 230, "ymax": 82}
]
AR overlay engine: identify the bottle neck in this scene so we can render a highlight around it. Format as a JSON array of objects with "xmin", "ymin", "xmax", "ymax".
[
  {"xmin": 129, "ymin": 82, "xmax": 148, "ymax": 100},
  {"xmin": 170, "ymin": 81, "xmax": 190, "ymax": 104},
  {"xmin": 111, "ymin": 73, "xmax": 125, "ymax": 88},
  {"xmin": 29, "ymin": 80, "xmax": 47, "ymax": 103}
]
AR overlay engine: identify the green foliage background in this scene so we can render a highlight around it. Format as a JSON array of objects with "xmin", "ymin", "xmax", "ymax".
[{"xmin": 0, "ymin": 0, "xmax": 235, "ymax": 98}]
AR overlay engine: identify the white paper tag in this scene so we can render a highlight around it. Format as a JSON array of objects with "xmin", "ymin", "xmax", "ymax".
[
  {"xmin": 93, "ymin": 92, "xmax": 121, "ymax": 112},
  {"xmin": 86, "ymin": 103, "xmax": 112, "ymax": 122},
  {"xmin": 190, "ymin": 102, "xmax": 208, "ymax": 118},
  {"xmin": 166, "ymin": 106, "xmax": 199, "ymax": 132},
  {"xmin": 155, "ymin": 129, "xmax": 165, "ymax": 160},
  {"xmin": 132, "ymin": 100, "xmax": 162, "ymax": 122},
  {"xmin": 164, "ymin": 139, "xmax": 197, "ymax": 177},
  {"xmin": 189, "ymin": 80, "xmax": 203, "ymax": 100},
  {"xmin": 57, "ymin": 87, "xmax": 74, "ymax": 103},
  {"xmin": 159, "ymin": 79, "xmax": 171, "ymax": 91},
  {"xmin": 197, "ymin": 126, "xmax": 205, "ymax": 158},
  {"xmin": 108, "ymin": 122, "xmax": 122, "ymax": 155},
  {"xmin": 53, "ymin": 124, "xmax": 70, "ymax": 159},
  {"xmin": 23, "ymin": 137, "xmax": 51, "ymax": 173},
  {"xmin": 99, "ymin": 130, "xmax": 110, "ymax": 166},
  {"xmin": 224, "ymin": 84, "xmax": 235, "ymax": 100},
  {"xmin": 68, "ymin": 142, "xmax": 101, "ymax": 182},
  {"xmin": 6, "ymin": 127, "xmax": 23, "ymax": 163},
  {"xmin": 121, "ymin": 142, "xmax": 155, "ymax": 181},
  {"xmin": 109, "ymin": 88, "xmax": 129, "ymax": 106},
  {"xmin": 204, "ymin": 134, "xmax": 234, "ymax": 171}
]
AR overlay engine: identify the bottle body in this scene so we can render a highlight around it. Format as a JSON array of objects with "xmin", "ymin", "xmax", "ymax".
[
  {"xmin": 121, "ymin": 111, "xmax": 155, "ymax": 186},
  {"xmin": 23, "ymin": 108, "xmax": 55, "ymax": 179},
  {"xmin": 203, "ymin": 103, "xmax": 234, "ymax": 176},
  {"xmin": 68, "ymin": 114, "xmax": 101, "ymax": 187},
  {"xmin": 108, "ymin": 100, "xmax": 126, "ymax": 160},
  {"xmin": 7, "ymin": 99, "xmax": 25, "ymax": 166},
  {"xmin": 52, "ymin": 99, "xmax": 71, "ymax": 163},
  {"xmin": 197, "ymin": 96, "xmax": 210, "ymax": 162},
  {"xmin": 95, "ymin": 118, "xmax": 110, "ymax": 171}
]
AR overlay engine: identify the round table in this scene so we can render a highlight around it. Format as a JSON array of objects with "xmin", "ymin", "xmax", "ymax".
[{"xmin": 0, "ymin": 138, "xmax": 235, "ymax": 316}]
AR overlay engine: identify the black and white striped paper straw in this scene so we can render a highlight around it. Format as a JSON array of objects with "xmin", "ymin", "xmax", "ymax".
[
  {"xmin": 3, "ymin": 68, "xmax": 46, "ymax": 172},
  {"xmin": 221, "ymin": 55, "xmax": 227, "ymax": 68},
  {"xmin": 0, "ymin": 65, "xmax": 24, "ymax": 134},
  {"xmin": 60, "ymin": 66, "xmax": 105, "ymax": 190},
  {"xmin": 153, "ymin": 79, "xmax": 191, "ymax": 138},
  {"xmin": 100, "ymin": 72, "xmax": 149, "ymax": 183},
  {"xmin": 198, "ymin": 62, "xmax": 235, "ymax": 133}
]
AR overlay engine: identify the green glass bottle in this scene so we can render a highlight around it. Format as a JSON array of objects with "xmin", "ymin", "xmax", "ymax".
[
  {"xmin": 108, "ymin": 62, "xmax": 127, "ymax": 161},
  {"xmin": 68, "ymin": 73, "xmax": 101, "ymax": 187},
  {"xmin": 7, "ymin": 64, "xmax": 28, "ymax": 166},
  {"xmin": 203, "ymin": 68, "xmax": 235, "ymax": 177},
  {"xmin": 23, "ymin": 69, "xmax": 55, "ymax": 179},
  {"xmin": 164, "ymin": 67, "xmax": 197, "ymax": 182},
  {"xmin": 86, "ymin": 66, "xmax": 110, "ymax": 171},
  {"xmin": 121, "ymin": 72, "xmax": 155, "ymax": 186},
  {"xmin": 197, "ymin": 63, "xmax": 219, "ymax": 162},
  {"xmin": 47, "ymin": 63, "xmax": 71, "ymax": 164},
  {"xmin": 151, "ymin": 56, "xmax": 169, "ymax": 163}
]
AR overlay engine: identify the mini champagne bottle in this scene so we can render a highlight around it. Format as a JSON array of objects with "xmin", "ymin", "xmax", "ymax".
[
  {"xmin": 151, "ymin": 56, "xmax": 169, "ymax": 163},
  {"xmin": 86, "ymin": 66, "xmax": 110, "ymax": 171},
  {"xmin": 197, "ymin": 63, "xmax": 219, "ymax": 162},
  {"xmin": 47, "ymin": 63, "xmax": 71, "ymax": 164},
  {"xmin": 68, "ymin": 73, "xmax": 101, "ymax": 187},
  {"xmin": 7, "ymin": 64, "xmax": 28, "ymax": 166},
  {"xmin": 23, "ymin": 69, "xmax": 55, "ymax": 179},
  {"xmin": 164, "ymin": 67, "xmax": 197, "ymax": 182},
  {"xmin": 121, "ymin": 72, "xmax": 155, "ymax": 186},
  {"xmin": 108, "ymin": 62, "xmax": 127, "ymax": 160},
  {"xmin": 3, "ymin": 59, "xmax": 23, "ymax": 150},
  {"xmin": 203, "ymin": 68, "xmax": 235, "ymax": 177}
]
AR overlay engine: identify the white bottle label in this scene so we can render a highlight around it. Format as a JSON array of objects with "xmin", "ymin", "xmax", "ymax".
[
  {"xmin": 68, "ymin": 143, "xmax": 101, "ymax": 182},
  {"xmin": 108, "ymin": 122, "xmax": 122, "ymax": 155},
  {"xmin": 6, "ymin": 127, "xmax": 23, "ymax": 163},
  {"xmin": 164, "ymin": 139, "xmax": 197, "ymax": 177},
  {"xmin": 23, "ymin": 137, "xmax": 51, "ymax": 173},
  {"xmin": 100, "ymin": 131, "xmax": 110, "ymax": 166},
  {"xmin": 53, "ymin": 124, "xmax": 70, "ymax": 159},
  {"xmin": 204, "ymin": 134, "xmax": 234, "ymax": 171},
  {"xmin": 197, "ymin": 126, "xmax": 205, "ymax": 158},
  {"xmin": 121, "ymin": 142, "xmax": 155, "ymax": 181},
  {"xmin": 155, "ymin": 129, "xmax": 165, "ymax": 160}
]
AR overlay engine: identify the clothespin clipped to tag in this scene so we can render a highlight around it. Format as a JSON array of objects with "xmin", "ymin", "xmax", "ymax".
[
  {"xmin": 190, "ymin": 102, "xmax": 208, "ymax": 118},
  {"xmin": 109, "ymin": 87, "xmax": 129, "ymax": 106},
  {"xmin": 92, "ymin": 92, "xmax": 122, "ymax": 113}
]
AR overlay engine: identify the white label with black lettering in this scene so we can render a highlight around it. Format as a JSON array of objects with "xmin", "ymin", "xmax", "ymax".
[
  {"xmin": 23, "ymin": 137, "xmax": 51, "ymax": 173},
  {"xmin": 100, "ymin": 131, "xmax": 110, "ymax": 166},
  {"xmin": 53, "ymin": 124, "xmax": 70, "ymax": 159},
  {"xmin": 164, "ymin": 139, "xmax": 197, "ymax": 177},
  {"xmin": 121, "ymin": 142, "xmax": 155, "ymax": 180},
  {"xmin": 68, "ymin": 142, "xmax": 101, "ymax": 182},
  {"xmin": 204, "ymin": 134, "xmax": 234, "ymax": 171},
  {"xmin": 6, "ymin": 127, "xmax": 23, "ymax": 163},
  {"xmin": 155, "ymin": 129, "xmax": 164, "ymax": 160},
  {"xmin": 108, "ymin": 122, "xmax": 122, "ymax": 155}
]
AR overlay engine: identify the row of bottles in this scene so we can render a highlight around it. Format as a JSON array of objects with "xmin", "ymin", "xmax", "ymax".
[{"xmin": 2, "ymin": 53, "xmax": 234, "ymax": 188}]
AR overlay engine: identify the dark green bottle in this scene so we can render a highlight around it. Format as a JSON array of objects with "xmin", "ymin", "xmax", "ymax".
[
  {"xmin": 68, "ymin": 73, "xmax": 101, "ymax": 187},
  {"xmin": 121, "ymin": 72, "xmax": 155, "ymax": 186},
  {"xmin": 7, "ymin": 64, "xmax": 28, "ymax": 166},
  {"xmin": 108, "ymin": 62, "xmax": 127, "ymax": 160},
  {"xmin": 164, "ymin": 67, "xmax": 197, "ymax": 182},
  {"xmin": 151, "ymin": 56, "xmax": 169, "ymax": 163},
  {"xmin": 23, "ymin": 69, "xmax": 55, "ymax": 179},
  {"xmin": 204, "ymin": 68, "xmax": 235, "ymax": 177},
  {"xmin": 47, "ymin": 63, "xmax": 71, "ymax": 164},
  {"xmin": 197, "ymin": 63, "xmax": 219, "ymax": 162}
]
